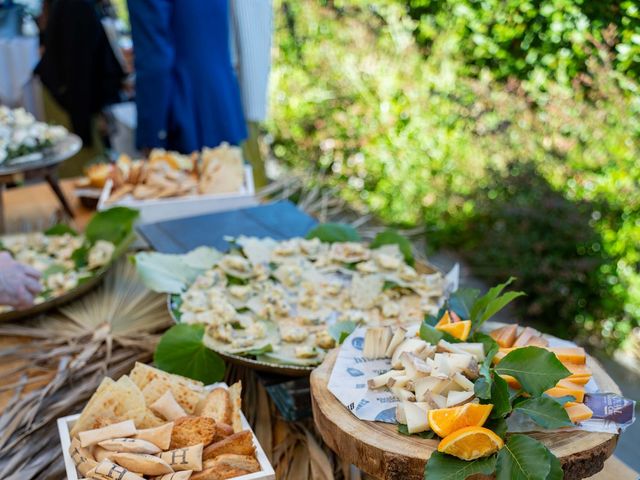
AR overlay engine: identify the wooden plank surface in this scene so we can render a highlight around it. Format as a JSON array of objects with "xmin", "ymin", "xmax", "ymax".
[
  {"xmin": 137, "ymin": 200, "xmax": 317, "ymax": 253},
  {"xmin": 311, "ymin": 348, "xmax": 621, "ymax": 480},
  {"xmin": 2, "ymin": 179, "xmax": 93, "ymax": 233}
]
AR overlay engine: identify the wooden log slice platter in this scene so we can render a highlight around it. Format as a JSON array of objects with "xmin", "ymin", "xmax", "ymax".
[{"xmin": 311, "ymin": 348, "xmax": 620, "ymax": 480}]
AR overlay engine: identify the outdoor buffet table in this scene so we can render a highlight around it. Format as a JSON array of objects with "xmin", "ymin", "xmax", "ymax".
[{"xmin": 0, "ymin": 177, "xmax": 637, "ymax": 480}]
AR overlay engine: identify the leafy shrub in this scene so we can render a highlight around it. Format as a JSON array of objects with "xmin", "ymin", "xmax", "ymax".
[
  {"xmin": 406, "ymin": 0, "xmax": 640, "ymax": 84},
  {"xmin": 269, "ymin": 0, "xmax": 640, "ymax": 351}
]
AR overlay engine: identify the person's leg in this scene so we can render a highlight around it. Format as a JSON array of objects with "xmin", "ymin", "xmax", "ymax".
[{"xmin": 242, "ymin": 121, "xmax": 267, "ymax": 189}]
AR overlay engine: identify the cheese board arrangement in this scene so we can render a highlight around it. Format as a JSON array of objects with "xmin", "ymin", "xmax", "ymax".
[
  {"xmin": 58, "ymin": 362, "xmax": 275, "ymax": 480},
  {"xmin": 311, "ymin": 279, "xmax": 636, "ymax": 480},
  {"xmin": 134, "ymin": 224, "xmax": 455, "ymax": 377},
  {"xmin": 0, "ymin": 207, "xmax": 138, "ymax": 322}
]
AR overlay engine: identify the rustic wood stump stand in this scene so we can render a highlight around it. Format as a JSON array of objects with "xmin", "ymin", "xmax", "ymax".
[{"xmin": 311, "ymin": 349, "xmax": 620, "ymax": 480}]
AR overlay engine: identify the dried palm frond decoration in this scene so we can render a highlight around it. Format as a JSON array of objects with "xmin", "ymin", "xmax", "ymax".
[{"xmin": 0, "ymin": 259, "xmax": 170, "ymax": 480}]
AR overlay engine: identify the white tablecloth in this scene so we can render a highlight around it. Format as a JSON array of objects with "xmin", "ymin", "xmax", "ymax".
[{"xmin": 0, "ymin": 36, "xmax": 43, "ymax": 118}]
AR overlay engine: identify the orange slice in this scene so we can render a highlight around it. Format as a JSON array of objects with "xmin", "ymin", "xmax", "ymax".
[
  {"xmin": 437, "ymin": 426, "xmax": 504, "ymax": 460},
  {"xmin": 436, "ymin": 320, "xmax": 471, "ymax": 341},
  {"xmin": 435, "ymin": 311, "xmax": 452, "ymax": 328},
  {"xmin": 428, "ymin": 403, "xmax": 493, "ymax": 438}
]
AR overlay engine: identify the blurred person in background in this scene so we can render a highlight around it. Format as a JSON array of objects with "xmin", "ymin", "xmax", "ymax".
[
  {"xmin": 0, "ymin": 252, "xmax": 41, "ymax": 310},
  {"xmin": 128, "ymin": 0, "xmax": 247, "ymax": 154},
  {"xmin": 35, "ymin": 0, "xmax": 126, "ymax": 177}
]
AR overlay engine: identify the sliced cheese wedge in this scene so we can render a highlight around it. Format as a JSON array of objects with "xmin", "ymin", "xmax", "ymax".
[{"xmin": 565, "ymin": 402, "xmax": 593, "ymax": 423}]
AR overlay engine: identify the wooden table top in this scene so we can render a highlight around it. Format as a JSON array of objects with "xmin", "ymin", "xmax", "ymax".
[{"xmin": 2, "ymin": 178, "xmax": 93, "ymax": 233}]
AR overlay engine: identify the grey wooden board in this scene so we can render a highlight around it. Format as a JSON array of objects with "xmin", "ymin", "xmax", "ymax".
[{"xmin": 136, "ymin": 200, "xmax": 317, "ymax": 253}]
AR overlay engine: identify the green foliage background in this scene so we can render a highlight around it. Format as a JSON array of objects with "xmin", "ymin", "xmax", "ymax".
[{"xmin": 268, "ymin": 0, "xmax": 640, "ymax": 352}]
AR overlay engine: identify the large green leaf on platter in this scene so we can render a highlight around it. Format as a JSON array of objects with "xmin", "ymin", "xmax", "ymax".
[
  {"xmin": 133, "ymin": 246, "xmax": 221, "ymax": 293},
  {"xmin": 85, "ymin": 207, "xmax": 139, "ymax": 245},
  {"xmin": 424, "ymin": 452, "xmax": 497, "ymax": 480},
  {"xmin": 306, "ymin": 223, "xmax": 361, "ymax": 243},
  {"xmin": 44, "ymin": 224, "xmax": 78, "ymax": 236},
  {"xmin": 494, "ymin": 346, "xmax": 570, "ymax": 397},
  {"xmin": 495, "ymin": 434, "xmax": 554, "ymax": 480},
  {"xmin": 154, "ymin": 323, "xmax": 225, "ymax": 384},
  {"xmin": 513, "ymin": 396, "xmax": 574, "ymax": 429},
  {"xmin": 489, "ymin": 372, "xmax": 512, "ymax": 419},
  {"xmin": 370, "ymin": 229, "xmax": 414, "ymax": 266},
  {"xmin": 329, "ymin": 320, "xmax": 357, "ymax": 344}
]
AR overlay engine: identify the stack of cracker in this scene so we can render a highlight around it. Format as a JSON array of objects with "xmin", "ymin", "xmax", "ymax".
[
  {"xmin": 68, "ymin": 363, "xmax": 261, "ymax": 480},
  {"xmin": 77, "ymin": 143, "xmax": 245, "ymax": 204}
]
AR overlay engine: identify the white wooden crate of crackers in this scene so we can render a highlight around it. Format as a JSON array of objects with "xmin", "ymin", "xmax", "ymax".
[
  {"xmin": 58, "ymin": 363, "xmax": 275, "ymax": 480},
  {"xmin": 94, "ymin": 144, "xmax": 258, "ymax": 225}
]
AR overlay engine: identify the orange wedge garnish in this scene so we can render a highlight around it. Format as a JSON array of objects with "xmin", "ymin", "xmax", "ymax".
[
  {"xmin": 435, "ymin": 311, "xmax": 452, "ymax": 327},
  {"xmin": 436, "ymin": 320, "xmax": 471, "ymax": 341},
  {"xmin": 437, "ymin": 426, "xmax": 504, "ymax": 460},
  {"xmin": 428, "ymin": 403, "xmax": 493, "ymax": 438}
]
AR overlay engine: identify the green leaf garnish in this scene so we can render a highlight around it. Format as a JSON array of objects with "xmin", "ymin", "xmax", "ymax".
[
  {"xmin": 474, "ymin": 376, "xmax": 492, "ymax": 400},
  {"xmin": 423, "ymin": 305, "xmax": 447, "ymax": 327},
  {"xmin": 306, "ymin": 222, "xmax": 361, "ymax": 243},
  {"xmin": 243, "ymin": 344, "xmax": 274, "ymax": 356},
  {"xmin": 397, "ymin": 423, "xmax": 435, "ymax": 439},
  {"xmin": 42, "ymin": 264, "xmax": 66, "ymax": 279},
  {"xmin": 484, "ymin": 417, "xmax": 508, "ymax": 439},
  {"xmin": 545, "ymin": 449, "xmax": 564, "ymax": 480},
  {"xmin": 489, "ymin": 373, "xmax": 512, "ymax": 418},
  {"xmin": 71, "ymin": 245, "xmax": 89, "ymax": 269},
  {"xmin": 545, "ymin": 394, "xmax": 576, "ymax": 405},
  {"xmin": 44, "ymin": 224, "xmax": 78, "ymax": 236},
  {"xmin": 133, "ymin": 246, "xmax": 221, "ymax": 293},
  {"xmin": 370, "ymin": 229, "xmax": 414, "ymax": 266},
  {"xmin": 471, "ymin": 332, "xmax": 499, "ymax": 363},
  {"xmin": 383, "ymin": 280, "xmax": 400, "ymax": 290},
  {"xmin": 227, "ymin": 275, "xmax": 250, "ymax": 286},
  {"xmin": 494, "ymin": 346, "xmax": 571, "ymax": 397},
  {"xmin": 469, "ymin": 277, "xmax": 525, "ymax": 333},
  {"xmin": 170, "ymin": 294, "xmax": 183, "ymax": 320},
  {"xmin": 513, "ymin": 397, "xmax": 574, "ymax": 428},
  {"xmin": 448, "ymin": 288, "xmax": 480, "ymax": 320},
  {"xmin": 154, "ymin": 323, "xmax": 225, "ymax": 384},
  {"xmin": 85, "ymin": 207, "xmax": 139, "ymax": 245},
  {"xmin": 496, "ymin": 435, "xmax": 554, "ymax": 480},
  {"xmin": 425, "ymin": 452, "xmax": 497, "ymax": 480},
  {"xmin": 329, "ymin": 320, "xmax": 357, "ymax": 344},
  {"xmin": 419, "ymin": 321, "xmax": 459, "ymax": 344}
]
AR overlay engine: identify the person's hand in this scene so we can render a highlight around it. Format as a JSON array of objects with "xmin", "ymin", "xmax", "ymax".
[{"xmin": 0, "ymin": 252, "xmax": 42, "ymax": 309}]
